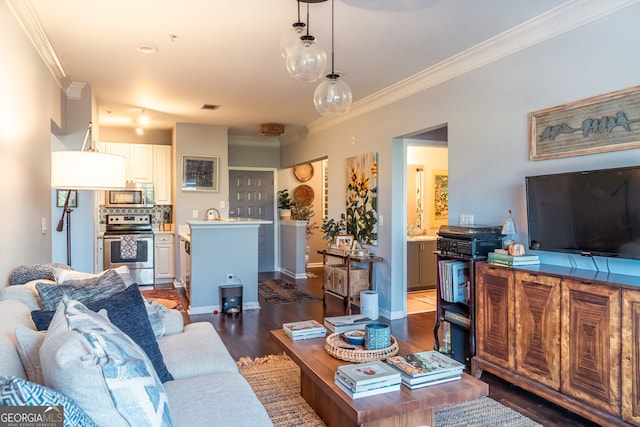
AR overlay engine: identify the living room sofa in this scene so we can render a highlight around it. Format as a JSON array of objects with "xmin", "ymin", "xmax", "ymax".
[{"xmin": 0, "ymin": 264, "xmax": 272, "ymax": 427}]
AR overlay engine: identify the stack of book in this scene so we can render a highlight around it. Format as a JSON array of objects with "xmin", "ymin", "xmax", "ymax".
[
  {"xmin": 324, "ymin": 314, "xmax": 373, "ymax": 333},
  {"xmin": 386, "ymin": 350, "xmax": 464, "ymax": 389},
  {"xmin": 487, "ymin": 252, "xmax": 540, "ymax": 267},
  {"xmin": 438, "ymin": 260, "xmax": 469, "ymax": 303},
  {"xmin": 282, "ymin": 320, "xmax": 326, "ymax": 340},
  {"xmin": 334, "ymin": 360, "xmax": 402, "ymax": 398}
]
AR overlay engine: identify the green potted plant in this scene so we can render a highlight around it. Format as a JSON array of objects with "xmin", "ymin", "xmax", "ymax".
[
  {"xmin": 278, "ymin": 189, "xmax": 293, "ymax": 219},
  {"xmin": 291, "ymin": 201, "xmax": 319, "ymax": 238},
  {"xmin": 321, "ymin": 215, "xmax": 347, "ymax": 247}
]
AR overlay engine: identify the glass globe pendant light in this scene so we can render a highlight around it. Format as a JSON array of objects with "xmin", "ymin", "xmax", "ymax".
[
  {"xmin": 285, "ymin": 2, "xmax": 327, "ymax": 82},
  {"xmin": 313, "ymin": 0, "xmax": 352, "ymax": 116},
  {"xmin": 280, "ymin": 0, "xmax": 306, "ymax": 59}
]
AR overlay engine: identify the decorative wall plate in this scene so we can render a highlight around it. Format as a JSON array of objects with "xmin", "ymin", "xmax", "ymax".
[
  {"xmin": 293, "ymin": 184, "xmax": 314, "ymax": 205},
  {"xmin": 293, "ymin": 163, "xmax": 314, "ymax": 182}
]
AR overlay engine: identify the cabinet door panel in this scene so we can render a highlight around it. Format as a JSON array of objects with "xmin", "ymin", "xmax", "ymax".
[
  {"xmin": 561, "ymin": 279, "xmax": 620, "ymax": 415},
  {"xmin": 515, "ymin": 272, "xmax": 561, "ymax": 389},
  {"xmin": 407, "ymin": 242, "xmax": 420, "ymax": 290},
  {"xmin": 475, "ymin": 263, "xmax": 514, "ymax": 370},
  {"xmin": 622, "ymin": 289, "xmax": 640, "ymax": 424}
]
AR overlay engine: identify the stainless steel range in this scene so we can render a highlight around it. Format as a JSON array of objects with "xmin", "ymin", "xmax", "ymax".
[{"xmin": 103, "ymin": 214, "xmax": 154, "ymax": 285}]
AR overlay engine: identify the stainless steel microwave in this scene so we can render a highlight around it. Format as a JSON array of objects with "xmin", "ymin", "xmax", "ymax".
[{"xmin": 105, "ymin": 183, "xmax": 154, "ymax": 207}]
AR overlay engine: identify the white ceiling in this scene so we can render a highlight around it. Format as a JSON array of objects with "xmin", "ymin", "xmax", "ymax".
[{"xmin": 16, "ymin": 0, "xmax": 578, "ymax": 137}]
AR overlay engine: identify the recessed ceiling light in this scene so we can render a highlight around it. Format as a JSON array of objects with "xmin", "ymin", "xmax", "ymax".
[{"xmin": 137, "ymin": 45, "xmax": 158, "ymax": 54}]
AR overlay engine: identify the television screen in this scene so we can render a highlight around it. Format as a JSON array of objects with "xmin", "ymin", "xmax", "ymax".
[{"xmin": 525, "ymin": 166, "xmax": 640, "ymax": 260}]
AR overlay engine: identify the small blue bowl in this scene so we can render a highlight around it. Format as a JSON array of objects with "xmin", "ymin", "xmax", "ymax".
[{"xmin": 343, "ymin": 330, "xmax": 365, "ymax": 346}]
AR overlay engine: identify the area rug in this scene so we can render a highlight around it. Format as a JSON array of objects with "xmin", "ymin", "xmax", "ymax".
[
  {"xmin": 237, "ymin": 354, "xmax": 542, "ymax": 427},
  {"xmin": 258, "ymin": 279, "xmax": 321, "ymax": 305},
  {"xmin": 141, "ymin": 288, "xmax": 184, "ymax": 311}
]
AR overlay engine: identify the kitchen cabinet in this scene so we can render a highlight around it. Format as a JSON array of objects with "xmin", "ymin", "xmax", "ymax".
[
  {"xmin": 560, "ymin": 278, "xmax": 620, "ymax": 416},
  {"xmin": 154, "ymin": 233, "xmax": 175, "ymax": 284},
  {"xmin": 153, "ymin": 145, "xmax": 172, "ymax": 205},
  {"xmin": 100, "ymin": 142, "xmax": 153, "ymax": 184},
  {"xmin": 97, "ymin": 142, "xmax": 173, "ymax": 205},
  {"xmin": 474, "ymin": 262, "xmax": 636, "ymax": 426},
  {"xmin": 407, "ymin": 239, "xmax": 437, "ymax": 291}
]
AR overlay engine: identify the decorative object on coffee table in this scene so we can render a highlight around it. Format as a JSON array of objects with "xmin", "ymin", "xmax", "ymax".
[{"xmin": 324, "ymin": 331, "xmax": 398, "ymax": 363}]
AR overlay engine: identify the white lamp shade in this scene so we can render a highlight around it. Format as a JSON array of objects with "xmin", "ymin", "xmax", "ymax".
[
  {"xmin": 51, "ymin": 151, "xmax": 126, "ymax": 190},
  {"xmin": 285, "ymin": 38, "xmax": 327, "ymax": 82},
  {"xmin": 313, "ymin": 77, "xmax": 352, "ymax": 116}
]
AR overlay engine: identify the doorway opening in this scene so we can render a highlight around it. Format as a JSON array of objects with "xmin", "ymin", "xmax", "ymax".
[{"xmin": 404, "ymin": 125, "xmax": 448, "ymax": 314}]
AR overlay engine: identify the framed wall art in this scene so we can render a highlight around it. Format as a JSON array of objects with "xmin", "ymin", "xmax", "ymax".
[
  {"xmin": 529, "ymin": 85, "xmax": 640, "ymax": 160},
  {"xmin": 181, "ymin": 155, "xmax": 219, "ymax": 192},
  {"xmin": 430, "ymin": 170, "xmax": 448, "ymax": 228},
  {"xmin": 345, "ymin": 152, "xmax": 378, "ymax": 245},
  {"xmin": 56, "ymin": 189, "xmax": 77, "ymax": 208}
]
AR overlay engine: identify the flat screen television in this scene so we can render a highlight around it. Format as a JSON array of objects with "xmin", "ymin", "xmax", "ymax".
[{"xmin": 525, "ymin": 165, "xmax": 640, "ymax": 260}]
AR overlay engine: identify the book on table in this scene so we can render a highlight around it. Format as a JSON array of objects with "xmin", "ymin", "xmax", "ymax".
[
  {"xmin": 282, "ymin": 320, "xmax": 326, "ymax": 340},
  {"xmin": 386, "ymin": 350, "xmax": 464, "ymax": 379},
  {"xmin": 335, "ymin": 360, "xmax": 401, "ymax": 392},
  {"xmin": 334, "ymin": 375, "xmax": 401, "ymax": 399},
  {"xmin": 324, "ymin": 314, "xmax": 373, "ymax": 333},
  {"xmin": 401, "ymin": 373, "xmax": 461, "ymax": 389},
  {"xmin": 487, "ymin": 252, "xmax": 540, "ymax": 266}
]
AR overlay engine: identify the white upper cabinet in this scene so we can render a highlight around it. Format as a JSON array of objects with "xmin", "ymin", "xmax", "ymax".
[
  {"xmin": 98, "ymin": 142, "xmax": 172, "ymax": 205},
  {"xmin": 153, "ymin": 145, "xmax": 172, "ymax": 205}
]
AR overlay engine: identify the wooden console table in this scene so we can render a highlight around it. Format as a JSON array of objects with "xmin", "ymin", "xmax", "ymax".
[{"xmin": 319, "ymin": 249, "xmax": 383, "ymax": 314}]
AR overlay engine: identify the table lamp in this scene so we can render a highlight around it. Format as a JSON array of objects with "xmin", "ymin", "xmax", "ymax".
[
  {"xmin": 501, "ymin": 209, "xmax": 517, "ymax": 249},
  {"xmin": 51, "ymin": 122, "xmax": 126, "ymax": 266}
]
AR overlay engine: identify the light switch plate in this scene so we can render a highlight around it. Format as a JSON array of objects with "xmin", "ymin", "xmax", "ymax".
[{"xmin": 192, "ymin": 210, "xmax": 199, "ymax": 218}]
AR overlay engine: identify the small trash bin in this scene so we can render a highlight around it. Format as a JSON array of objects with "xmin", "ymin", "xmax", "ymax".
[{"xmin": 220, "ymin": 283, "xmax": 243, "ymax": 315}]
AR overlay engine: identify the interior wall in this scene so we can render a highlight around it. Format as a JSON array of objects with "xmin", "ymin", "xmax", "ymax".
[
  {"xmin": 100, "ymin": 127, "xmax": 172, "ymax": 145},
  {"xmin": 228, "ymin": 135, "xmax": 280, "ymax": 168},
  {"xmin": 174, "ymin": 123, "xmax": 230, "ymax": 227},
  {"xmin": 280, "ymin": 6, "xmax": 640, "ymax": 318},
  {"xmin": 0, "ymin": 2, "xmax": 58, "ymax": 286}
]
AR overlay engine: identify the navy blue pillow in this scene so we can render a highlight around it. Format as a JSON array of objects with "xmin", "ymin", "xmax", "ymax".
[{"xmin": 32, "ymin": 284, "xmax": 173, "ymax": 383}]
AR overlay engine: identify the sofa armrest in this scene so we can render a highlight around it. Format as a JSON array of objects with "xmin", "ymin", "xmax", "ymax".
[{"xmin": 158, "ymin": 322, "xmax": 237, "ymax": 380}]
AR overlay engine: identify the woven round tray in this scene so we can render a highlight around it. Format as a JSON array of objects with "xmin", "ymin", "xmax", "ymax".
[{"xmin": 325, "ymin": 331, "xmax": 399, "ymax": 363}]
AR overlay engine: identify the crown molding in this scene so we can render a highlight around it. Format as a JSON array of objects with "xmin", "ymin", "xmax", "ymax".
[
  {"xmin": 6, "ymin": 0, "xmax": 70, "ymax": 88},
  {"xmin": 308, "ymin": 0, "xmax": 640, "ymax": 135}
]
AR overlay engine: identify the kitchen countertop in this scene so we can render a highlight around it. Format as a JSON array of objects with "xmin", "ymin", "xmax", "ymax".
[
  {"xmin": 407, "ymin": 235, "xmax": 438, "ymax": 242},
  {"xmin": 187, "ymin": 218, "xmax": 273, "ymax": 227}
]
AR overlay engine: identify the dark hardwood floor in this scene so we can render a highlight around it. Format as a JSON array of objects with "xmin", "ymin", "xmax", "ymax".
[{"xmin": 184, "ymin": 267, "xmax": 598, "ymax": 427}]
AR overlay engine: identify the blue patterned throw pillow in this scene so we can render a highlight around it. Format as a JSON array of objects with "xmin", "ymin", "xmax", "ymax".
[
  {"xmin": 0, "ymin": 376, "xmax": 97, "ymax": 427},
  {"xmin": 35, "ymin": 269, "xmax": 127, "ymax": 311},
  {"xmin": 31, "ymin": 285, "xmax": 173, "ymax": 382},
  {"xmin": 40, "ymin": 298, "xmax": 173, "ymax": 427}
]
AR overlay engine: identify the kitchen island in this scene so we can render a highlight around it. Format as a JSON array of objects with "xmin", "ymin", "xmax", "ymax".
[{"xmin": 182, "ymin": 218, "xmax": 272, "ymax": 315}]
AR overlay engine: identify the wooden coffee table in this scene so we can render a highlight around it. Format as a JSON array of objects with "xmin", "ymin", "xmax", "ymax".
[{"xmin": 271, "ymin": 329, "xmax": 488, "ymax": 427}]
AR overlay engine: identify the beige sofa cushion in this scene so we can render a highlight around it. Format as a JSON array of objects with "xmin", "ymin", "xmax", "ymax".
[{"xmin": 0, "ymin": 299, "xmax": 34, "ymax": 379}]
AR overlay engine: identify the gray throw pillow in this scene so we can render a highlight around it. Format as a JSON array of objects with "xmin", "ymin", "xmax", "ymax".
[
  {"xmin": 35, "ymin": 270, "xmax": 127, "ymax": 311},
  {"xmin": 10, "ymin": 263, "xmax": 72, "ymax": 285}
]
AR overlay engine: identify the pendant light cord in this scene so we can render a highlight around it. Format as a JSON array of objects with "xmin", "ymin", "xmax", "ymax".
[{"xmin": 331, "ymin": 0, "xmax": 335, "ymax": 75}]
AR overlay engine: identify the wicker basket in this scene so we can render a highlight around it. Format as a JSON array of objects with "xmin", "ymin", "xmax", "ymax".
[{"xmin": 325, "ymin": 331, "xmax": 399, "ymax": 363}]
